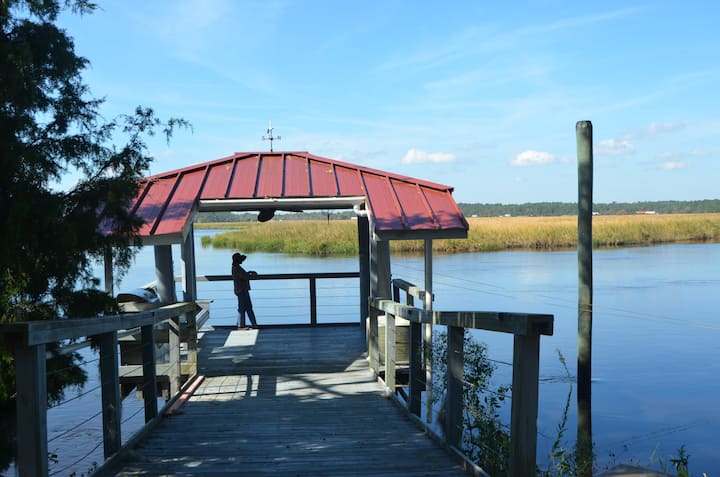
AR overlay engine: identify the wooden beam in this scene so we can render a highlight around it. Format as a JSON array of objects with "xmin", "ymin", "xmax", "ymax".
[
  {"xmin": 371, "ymin": 299, "xmax": 554, "ymax": 336},
  {"xmin": 0, "ymin": 302, "xmax": 196, "ymax": 346}
]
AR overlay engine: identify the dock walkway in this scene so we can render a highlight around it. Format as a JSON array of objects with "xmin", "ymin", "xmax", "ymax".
[{"xmin": 98, "ymin": 325, "xmax": 469, "ymax": 476}]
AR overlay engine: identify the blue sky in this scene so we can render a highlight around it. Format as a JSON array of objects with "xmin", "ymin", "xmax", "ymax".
[{"xmin": 58, "ymin": 1, "xmax": 719, "ymax": 204}]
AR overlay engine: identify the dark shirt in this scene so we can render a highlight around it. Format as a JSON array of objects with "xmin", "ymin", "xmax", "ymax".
[{"xmin": 232, "ymin": 264, "xmax": 252, "ymax": 294}]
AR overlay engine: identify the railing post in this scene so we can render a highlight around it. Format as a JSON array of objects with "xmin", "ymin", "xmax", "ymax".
[
  {"xmin": 510, "ymin": 328, "xmax": 541, "ymax": 477},
  {"xmin": 445, "ymin": 325, "xmax": 464, "ymax": 448},
  {"xmin": 98, "ymin": 331, "xmax": 122, "ymax": 458},
  {"xmin": 141, "ymin": 324, "xmax": 158, "ymax": 422},
  {"xmin": 402, "ymin": 291, "xmax": 422, "ymax": 416},
  {"xmin": 14, "ymin": 343, "xmax": 48, "ymax": 477},
  {"xmin": 168, "ymin": 316, "xmax": 181, "ymax": 397},
  {"xmin": 384, "ymin": 312, "xmax": 396, "ymax": 393},
  {"xmin": 309, "ymin": 277, "xmax": 317, "ymax": 326},
  {"xmin": 368, "ymin": 305, "xmax": 380, "ymax": 374}
]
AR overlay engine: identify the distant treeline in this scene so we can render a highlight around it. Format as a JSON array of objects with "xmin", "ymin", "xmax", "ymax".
[
  {"xmin": 196, "ymin": 200, "xmax": 720, "ymax": 223},
  {"xmin": 460, "ymin": 200, "xmax": 720, "ymax": 217}
]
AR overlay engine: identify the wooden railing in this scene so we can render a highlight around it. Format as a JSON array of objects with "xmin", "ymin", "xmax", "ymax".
[
  {"xmin": 196, "ymin": 272, "xmax": 360, "ymax": 325},
  {"xmin": 0, "ymin": 301, "xmax": 199, "ymax": 477},
  {"xmin": 369, "ymin": 278, "xmax": 554, "ymax": 477}
]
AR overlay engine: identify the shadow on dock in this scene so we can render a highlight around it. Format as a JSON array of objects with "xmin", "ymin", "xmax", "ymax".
[{"xmin": 97, "ymin": 325, "xmax": 469, "ymax": 476}]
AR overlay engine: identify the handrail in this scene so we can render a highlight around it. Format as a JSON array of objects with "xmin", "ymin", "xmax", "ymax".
[
  {"xmin": 370, "ymin": 278, "xmax": 554, "ymax": 477},
  {"xmin": 0, "ymin": 301, "xmax": 198, "ymax": 477},
  {"xmin": 195, "ymin": 272, "xmax": 360, "ymax": 326}
]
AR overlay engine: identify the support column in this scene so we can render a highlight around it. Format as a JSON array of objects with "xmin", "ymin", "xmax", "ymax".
[
  {"xmin": 181, "ymin": 226, "xmax": 198, "ymax": 373},
  {"xmin": 577, "ymin": 120, "xmax": 594, "ymax": 476},
  {"xmin": 154, "ymin": 244, "xmax": 176, "ymax": 303},
  {"xmin": 368, "ymin": 229, "xmax": 391, "ymax": 374},
  {"xmin": 357, "ymin": 215, "xmax": 370, "ymax": 327},
  {"xmin": 424, "ymin": 239, "xmax": 433, "ymax": 423}
]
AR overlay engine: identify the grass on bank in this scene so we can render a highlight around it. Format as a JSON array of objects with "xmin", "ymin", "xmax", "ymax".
[{"xmin": 199, "ymin": 213, "xmax": 720, "ymax": 256}]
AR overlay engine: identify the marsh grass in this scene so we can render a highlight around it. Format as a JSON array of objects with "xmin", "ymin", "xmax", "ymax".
[{"xmin": 199, "ymin": 214, "xmax": 720, "ymax": 256}]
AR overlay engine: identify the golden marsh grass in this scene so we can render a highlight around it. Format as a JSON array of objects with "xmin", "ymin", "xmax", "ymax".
[{"xmin": 199, "ymin": 214, "xmax": 720, "ymax": 256}]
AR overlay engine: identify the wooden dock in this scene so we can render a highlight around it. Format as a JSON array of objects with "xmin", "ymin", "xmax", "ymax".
[{"xmin": 97, "ymin": 325, "xmax": 470, "ymax": 476}]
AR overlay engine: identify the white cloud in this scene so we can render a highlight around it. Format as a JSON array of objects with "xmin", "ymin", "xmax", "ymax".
[
  {"xmin": 656, "ymin": 149, "xmax": 711, "ymax": 160},
  {"xmin": 402, "ymin": 148, "xmax": 456, "ymax": 164},
  {"xmin": 594, "ymin": 137, "xmax": 636, "ymax": 156},
  {"xmin": 661, "ymin": 161, "xmax": 689, "ymax": 170},
  {"xmin": 641, "ymin": 121, "xmax": 685, "ymax": 137},
  {"xmin": 510, "ymin": 150, "xmax": 557, "ymax": 167},
  {"xmin": 689, "ymin": 149, "xmax": 711, "ymax": 158}
]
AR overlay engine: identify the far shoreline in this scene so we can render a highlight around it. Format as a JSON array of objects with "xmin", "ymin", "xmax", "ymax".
[{"xmin": 195, "ymin": 213, "xmax": 720, "ymax": 256}]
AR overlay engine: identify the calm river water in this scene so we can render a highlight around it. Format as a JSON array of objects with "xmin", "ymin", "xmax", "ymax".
[{"xmin": 4, "ymin": 231, "xmax": 719, "ymax": 475}]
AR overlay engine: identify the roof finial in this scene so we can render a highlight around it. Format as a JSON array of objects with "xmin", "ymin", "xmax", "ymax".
[{"xmin": 262, "ymin": 120, "xmax": 281, "ymax": 152}]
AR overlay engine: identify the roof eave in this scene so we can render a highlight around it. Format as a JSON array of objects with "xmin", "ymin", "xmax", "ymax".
[
  {"xmin": 375, "ymin": 228, "xmax": 469, "ymax": 241},
  {"xmin": 198, "ymin": 196, "xmax": 367, "ymax": 212}
]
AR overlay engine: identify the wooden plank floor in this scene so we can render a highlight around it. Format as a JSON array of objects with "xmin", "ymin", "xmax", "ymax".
[{"xmin": 99, "ymin": 325, "xmax": 470, "ymax": 476}]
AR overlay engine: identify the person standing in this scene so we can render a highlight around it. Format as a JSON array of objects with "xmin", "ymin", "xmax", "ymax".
[{"xmin": 232, "ymin": 252, "xmax": 258, "ymax": 329}]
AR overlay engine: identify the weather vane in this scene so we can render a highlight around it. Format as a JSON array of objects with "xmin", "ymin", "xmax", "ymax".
[{"xmin": 262, "ymin": 120, "xmax": 281, "ymax": 152}]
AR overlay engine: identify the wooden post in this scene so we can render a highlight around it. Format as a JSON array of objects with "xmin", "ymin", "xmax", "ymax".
[
  {"xmin": 424, "ymin": 239, "xmax": 434, "ymax": 423},
  {"xmin": 407, "ymin": 293, "xmax": 422, "ymax": 416},
  {"xmin": 98, "ymin": 331, "xmax": 122, "ymax": 458},
  {"xmin": 14, "ymin": 344, "xmax": 48, "ymax": 477},
  {"xmin": 369, "ymin": 231, "xmax": 391, "ymax": 375},
  {"xmin": 445, "ymin": 325, "xmax": 464, "ymax": 448},
  {"xmin": 167, "ymin": 316, "xmax": 181, "ymax": 397},
  {"xmin": 510, "ymin": 329, "xmax": 541, "ymax": 477},
  {"xmin": 104, "ymin": 246, "xmax": 114, "ymax": 297},
  {"xmin": 384, "ymin": 312, "xmax": 396, "ymax": 393},
  {"xmin": 141, "ymin": 324, "xmax": 158, "ymax": 422},
  {"xmin": 577, "ymin": 120, "xmax": 594, "ymax": 475},
  {"xmin": 154, "ymin": 244, "xmax": 176, "ymax": 303},
  {"xmin": 358, "ymin": 215, "xmax": 370, "ymax": 328},
  {"xmin": 309, "ymin": 277, "xmax": 318, "ymax": 326},
  {"xmin": 181, "ymin": 225, "xmax": 198, "ymax": 374}
]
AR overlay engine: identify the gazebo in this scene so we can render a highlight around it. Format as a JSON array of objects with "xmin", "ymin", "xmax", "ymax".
[{"xmin": 106, "ymin": 151, "xmax": 469, "ymax": 324}]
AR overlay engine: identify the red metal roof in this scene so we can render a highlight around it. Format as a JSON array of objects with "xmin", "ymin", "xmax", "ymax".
[{"xmin": 128, "ymin": 152, "xmax": 468, "ymax": 244}]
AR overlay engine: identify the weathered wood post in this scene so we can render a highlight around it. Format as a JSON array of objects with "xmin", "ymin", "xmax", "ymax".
[
  {"xmin": 510, "ymin": 325, "xmax": 542, "ymax": 477},
  {"xmin": 445, "ymin": 324, "xmax": 464, "ymax": 448},
  {"xmin": 141, "ymin": 324, "xmax": 158, "ymax": 422},
  {"xmin": 14, "ymin": 343, "xmax": 48, "ymax": 476},
  {"xmin": 98, "ymin": 330, "xmax": 122, "ymax": 458},
  {"xmin": 181, "ymin": 225, "xmax": 198, "ymax": 374},
  {"xmin": 368, "ymin": 231, "xmax": 388, "ymax": 374},
  {"xmin": 577, "ymin": 120, "xmax": 594, "ymax": 475},
  {"xmin": 104, "ymin": 246, "xmax": 114, "ymax": 297},
  {"xmin": 404, "ymin": 288, "xmax": 423, "ymax": 416},
  {"xmin": 423, "ymin": 239, "xmax": 434, "ymax": 423},
  {"xmin": 358, "ymin": 215, "xmax": 370, "ymax": 328},
  {"xmin": 168, "ymin": 316, "xmax": 181, "ymax": 397},
  {"xmin": 309, "ymin": 277, "xmax": 318, "ymax": 325}
]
